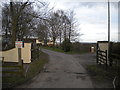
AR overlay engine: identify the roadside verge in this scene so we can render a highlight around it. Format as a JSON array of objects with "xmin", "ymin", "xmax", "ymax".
[{"xmin": 2, "ymin": 51, "xmax": 49, "ymax": 88}]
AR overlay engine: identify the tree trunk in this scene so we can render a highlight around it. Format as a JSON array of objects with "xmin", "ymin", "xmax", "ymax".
[
  {"xmin": 10, "ymin": 1, "xmax": 29, "ymax": 48},
  {"xmin": 53, "ymin": 37, "xmax": 56, "ymax": 46},
  {"xmin": 44, "ymin": 31, "xmax": 47, "ymax": 46},
  {"xmin": 64, "ymin": 23, "xmax": 66, "ymax": 40},
  {"xmin": 10, "ymin": 2, "xmax": 17, "ymax": 48},
  {"xmin": 68, "ymin": 23, "xmax": 71, "ymax": 41},
  {"xmin": 59, "ymin": 31, "xmax": 62, "ymax": 45}
]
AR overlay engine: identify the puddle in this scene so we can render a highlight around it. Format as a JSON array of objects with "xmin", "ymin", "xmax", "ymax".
[
  {"xmin": 46, "ymin": 77, "xmax": 53, "ymax": 82},
  {"xmin": 42, "ymin": 70, "xmax": 56, "ymax": 73},
  {"xmin": 63, "ymin": 70, "xmax": 87, "ymax": 80},
  {"xmin": 75, "ymin": 72, "xmax": 87, "ymax": 80},
  {"xmin": 75, "ymin": 72, "xmax": 84, "ymax": 74},
  {"xmin": 76, "ymin": 75, "xmax": 86, "ymax": 80},
  {"xmin": 46, "ymin": 77, "xmax": 60, "ymax": 82},
  {"xmin": 64, "ymin": 70, "xmax": 85, "ymax": 74}
]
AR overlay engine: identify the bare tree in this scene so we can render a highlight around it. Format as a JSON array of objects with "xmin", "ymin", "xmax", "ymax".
[
  {"xmin": 48, "ymin": 11, "xmax": 61, "ymax": 46},
  {"xmin": 2, "ymin": 0, "xmax": 49, "ymax": 47},
  {"xmin": 2, "ymin": 4, "xmax": 11, "ymax": 38},
  {"xmin": 31, "ymin": 0, "xmax": 53, "ymax": 46},
  {"xmin": 65, "ymin": 10, "xmax": 81, "ymax": 42},
  {"xmin": 2, "ymin": 0, "xmax": 81, "ymax": 49},
  {"xmin": 10, "ymin": 0, "xmax": 32, "ymax": 47}
]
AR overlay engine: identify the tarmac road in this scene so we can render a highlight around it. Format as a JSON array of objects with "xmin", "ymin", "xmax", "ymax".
[{"xmin": 17, "ymin": 49, "xmax": 93, "ymax": 88}]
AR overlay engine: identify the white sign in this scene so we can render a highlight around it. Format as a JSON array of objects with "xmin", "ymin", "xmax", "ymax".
[{"xmin": 15, "ymin": 41, "xmax": 24, "ymax": 48}]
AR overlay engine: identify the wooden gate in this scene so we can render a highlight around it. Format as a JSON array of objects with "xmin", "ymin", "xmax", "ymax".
[
  {"xmin": 1, "ymin": 60, "xmax": 24, "ymax": 77},
  {"xmin": 96, "ymin": 50, "xmax": 108, "ymax": 67}
]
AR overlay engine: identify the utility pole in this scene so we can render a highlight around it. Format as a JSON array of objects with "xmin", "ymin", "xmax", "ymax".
[{"xmin": 108, "ymin": 0, "xmax": 110, "ymax": 66}]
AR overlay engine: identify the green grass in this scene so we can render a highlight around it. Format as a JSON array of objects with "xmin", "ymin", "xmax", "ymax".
[
  {"xmin": 86, "ymin": 65, "xmax": 117, "ymax": 82},
  {"xmin": 2, "ymin": 51, "xmax": 49, "ymax": 88},
  {"xmin": 42, "ymin": 46, "xmax": 89, "ymax": 54},
  {"xmin": 2, "ymin": 76, "xmax": 26, "ymax": 88},
  {"xmin": 26, "ymin": 52, "xmax": 48, "ymax": 78}
]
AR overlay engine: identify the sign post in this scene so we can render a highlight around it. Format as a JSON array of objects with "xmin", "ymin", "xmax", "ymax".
[
  {"xmin": 18, "ymin": 48, "xmax": 22, "ymax": 65},
  {"xmin": 15, "ymin": 41, "xmax": 24, "ymax": 65}
]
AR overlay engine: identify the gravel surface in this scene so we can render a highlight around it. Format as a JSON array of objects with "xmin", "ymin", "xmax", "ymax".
[
  {"xmin": 72, "ymin": 53, "xmax": 96, "ymax": 68},
  {"xmin": 17, "ymin": 49, "xmax": 93, "ymax": 88}
]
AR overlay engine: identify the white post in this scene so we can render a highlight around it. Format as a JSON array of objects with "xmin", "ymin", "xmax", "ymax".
[{"xmin": 18, "ymin": 48, "xmax": 22, "ymax": 65}]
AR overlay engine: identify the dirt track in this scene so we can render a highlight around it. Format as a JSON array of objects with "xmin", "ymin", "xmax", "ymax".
[{"xmin": 17, "ymin": 49, "xmax": 93, "ymax": 88}]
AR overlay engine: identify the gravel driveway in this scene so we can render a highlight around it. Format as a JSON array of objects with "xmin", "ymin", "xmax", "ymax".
[
  {"xmin": 72, "ymin": 53, "xmax": 96, "ymax": 69},
  {"xmin": 17, "ymin": 49, "xmax": 93, "ymax": 88}
]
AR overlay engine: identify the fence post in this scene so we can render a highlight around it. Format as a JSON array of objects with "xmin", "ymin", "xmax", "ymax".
[
  {"xmin": 96, "ymin": 50, "xmax": 98, "ymax": 64},
  {"xmin": 109, "ymin": 53, "xmax": 113, "ymax": 66},
  {"xmin": 105, "ymin": 50, "xmax": 108, "ymax": 69},
  {"xmin": 21, "ymin": 60, "xmax": 24, "ymax": 77},
  {"xmin": 18, "ymin": 48, "xmax": 22, "ymax": 65},
  {"xmin": 2, "ymin": 57, "xmax": 4, "ymax": 64},
  {"xmin": 109, "ymin": 42, "xmax": 113, "ymax": 66},
  {"xmin": 109, "ymin": 57, "xmax": 113, "ymax": 66}
]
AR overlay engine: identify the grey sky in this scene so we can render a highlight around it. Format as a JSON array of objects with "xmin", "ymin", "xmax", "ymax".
[
  {"xmin": 45, "ymin": 0, "xmax": 118, "ymax": 42},
  {"xmin": 1, "ymin": 0, "xmax": 119, "ymax": 42}
]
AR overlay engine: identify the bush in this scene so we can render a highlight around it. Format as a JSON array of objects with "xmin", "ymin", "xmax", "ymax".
[
  {"xmin": 71, "ymin": 42, "xmax": 81, "ymax": 53},
  {"xmin": 61, "ymin": 38, "xmax": 71, "ymax": 52},
  {"xmin": 71, "ymin": 42, "xmax": 96, "ymax": 53},
  {"xmin": 110, "ymin": 42, "xmax": 120, "ymax": 54}
]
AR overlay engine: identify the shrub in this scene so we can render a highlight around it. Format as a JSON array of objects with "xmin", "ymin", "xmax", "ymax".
[{"xmin": 61, "ymin": 38, "xmax": 71, "ymax": 52}]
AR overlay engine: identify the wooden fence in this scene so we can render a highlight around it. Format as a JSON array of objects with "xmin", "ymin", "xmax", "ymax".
[
  {"xmin": 96, "ymin": 50, "xmax": 107, "ymax": 67},
  {"xmin": 109, "ymin": 53, "xmax": 120, "ymax": 66},
  {"xmin": 1, "ymin": 60, "xmax": 24, "ymax": 77},
  {"xmin": 2, "ymin": 65, "xmax": 23, "ymax": 77}
]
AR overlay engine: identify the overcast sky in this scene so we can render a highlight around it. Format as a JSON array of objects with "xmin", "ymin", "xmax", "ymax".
[
  {"xmin": 43, "ymin": 0, "xmax": 118, "ymax": 43},
  {"xmin": 1, "ymin": 0, "xmax": 119, "ymax": 42}
]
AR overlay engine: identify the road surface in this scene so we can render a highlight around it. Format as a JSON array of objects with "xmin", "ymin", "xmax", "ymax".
[{"xmin": 17, "ymin": 49, "xmax": 93, "ymax": 88}]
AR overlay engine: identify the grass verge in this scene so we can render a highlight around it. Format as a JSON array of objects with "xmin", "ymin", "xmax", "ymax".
[
  {"xmin": 87, "ymin": 65, "xmax": 116, "ymax": 82},
  {"xmin": 86, "ymin": 64, "xmax": 118, "ymax": 88},
  {"xmin": 2, "ymin": 51, "xmax": 49, "ymax": 88}
]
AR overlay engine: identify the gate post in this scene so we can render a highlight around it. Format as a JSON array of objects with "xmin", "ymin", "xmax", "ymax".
[
  {"xmin": 96, "ymin": 50, "xmax": 98, "ymax": 64},
  {"xmin": 21, "ymin": 60, "xmax": 24, "ymax": 77},
  {"xmin": 96, "ymin": 43, "xmax": 98, "ymax": 64},
  {"xmin": 105, "ymin": 50, "xmax": 108, "ymax": 69},
  {"xmin": 18, "ymin": 48, "xmax": 22, "ymax": 65}
]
